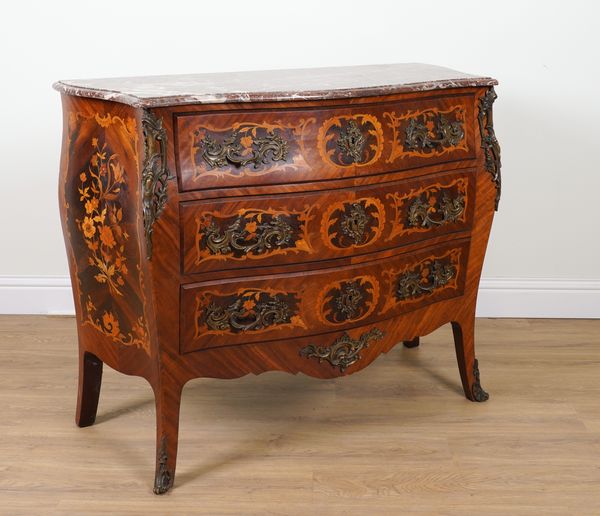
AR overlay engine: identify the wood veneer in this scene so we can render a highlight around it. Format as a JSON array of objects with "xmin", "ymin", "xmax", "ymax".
[{"xmin": 55, "ymin": 64, "xmax": 501, "ymax": 494}]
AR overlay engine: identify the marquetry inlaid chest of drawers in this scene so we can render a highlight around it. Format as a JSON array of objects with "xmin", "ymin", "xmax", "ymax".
[{"xmin": 54, "ymin": 63, "xmax": 501, "ymax": 494}]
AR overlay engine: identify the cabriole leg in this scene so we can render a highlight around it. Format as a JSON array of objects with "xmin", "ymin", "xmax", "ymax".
[
  {"xmin": 153, "ymin": 376, "xmax": 184, "ymax": 495},
  {"xmin": 451, "ymin": 317, "xmax": 489, "ymax": 402}
]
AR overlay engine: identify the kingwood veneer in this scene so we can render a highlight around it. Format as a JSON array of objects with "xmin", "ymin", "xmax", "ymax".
[{"xmin": 54, "ymin": 63, "xmax": 501, "ymax": 494}]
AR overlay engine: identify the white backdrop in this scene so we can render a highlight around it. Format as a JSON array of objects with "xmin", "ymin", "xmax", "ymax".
[{"xmin": 0, "ymin": 0, "xmax": 598, "ymax": 316}]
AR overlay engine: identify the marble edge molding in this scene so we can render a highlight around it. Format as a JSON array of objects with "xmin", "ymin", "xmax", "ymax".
[{"xmin": 52, "ymin": 77, "xmax": 498, "ymax": 108}]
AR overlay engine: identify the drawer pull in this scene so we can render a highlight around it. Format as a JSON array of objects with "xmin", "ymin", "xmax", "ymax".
[
  {"xmin": 337, "ymin": 120, "xmax": 366, "ymax": 163},
  {"xmin": 200, "ymin": 130, "xmax": 289, "ymax": 169},
  {"xmin": 299, "ymin": 328, "xmax": 384, "ymax": 372},
  {"xmin": 408, "ymin": 193, "xmax": 465, "ymax": 229},
  {"xmin": 201, "ymin": 213, "xmax": 296, "ymax": 257},
  {"xmin": 396, "ymin": 257, "xmax": 456, "ymax": 301},
  {"xmin": 204, "ymin": 290, "xmax": 297, "ymax": 333},
  {"xmin": 404, "ymin": 113, "xmax": 464, "ymax": 151}
]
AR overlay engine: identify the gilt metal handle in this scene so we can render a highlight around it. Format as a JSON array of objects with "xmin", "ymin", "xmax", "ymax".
[
  {"xmin": 407, "ymin": 193, "xmax": 465, "ymax": 229},
  {"xmin": 200, "ymin": 130, "xmax": 289, "ymax": 169}
]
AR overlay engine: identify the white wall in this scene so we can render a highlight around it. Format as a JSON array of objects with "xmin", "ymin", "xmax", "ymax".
[{"xmin": 1, "ymin": 0, "xmax": 599, "ymax": 316}]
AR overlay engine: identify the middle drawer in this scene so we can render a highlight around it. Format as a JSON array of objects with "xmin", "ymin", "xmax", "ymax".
[{"xmin": 181, "ymin": 169, "xmax": 475, "ymax": 274}]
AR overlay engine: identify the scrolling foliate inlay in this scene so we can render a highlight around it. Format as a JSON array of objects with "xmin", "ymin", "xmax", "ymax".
[
  {"xmin": 65, "ymin": 112, "xmax": 150, "ymax": 355},
  {"xmin": 384, "ymin": 106, "xmax": 468, "ymax": 163},
  {"xmin": 386, "ymin": 177, "xmax": 468, "ymax": 240},
  {"xmin": 195, "ymin": 289, "xmax": 305, "ymax": 336},
  {"xmin": 318, "ymin": 114, "xmax": 384, "ymax": 167},
  {"xmin": 322, "ymin": 197, "xmax": 385, "ymax": 249},
  {"xmin": 478, "ymin": 87, "xmax": 502, "ymax": 210},
  {"xmin": 195, "ymin": 207, "xmax": 314, "ymax": 264},
  {"xmin": 318, "ymin": 276, "xmax": 379, "ymax": 325},
  {"xmin": 299, "ymin": 328, "xmax": 384, "ymax": 373},
  {"xmin": 142, "ymin": 110, "xmax": 170, "ymax": 259}
]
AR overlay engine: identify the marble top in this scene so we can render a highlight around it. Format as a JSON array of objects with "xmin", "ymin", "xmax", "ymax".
[{"xmin": 53, "ymin": 63, "xmax": 497, "ymax": 108}]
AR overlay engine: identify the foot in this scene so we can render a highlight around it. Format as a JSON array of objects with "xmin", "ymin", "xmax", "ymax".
[{"xmin": 403, "ymin": 337, "xmax": 420, "ymax": 348}]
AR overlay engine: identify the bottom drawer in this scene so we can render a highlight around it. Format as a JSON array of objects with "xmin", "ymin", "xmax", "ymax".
[{"xmin": 180, "ymin": 239, "xmax": 469, "ymax": 353}]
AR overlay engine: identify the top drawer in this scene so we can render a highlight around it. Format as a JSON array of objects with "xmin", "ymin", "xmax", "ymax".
[{"xmin": 175, "ymin": 93, "xmax": 476, "ymax": 191}]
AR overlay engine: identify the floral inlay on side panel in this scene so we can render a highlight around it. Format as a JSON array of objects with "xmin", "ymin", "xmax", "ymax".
[
  {"xmin": 77, "ymin": 139, "xmax": 129, "ymax": 295},
  {"xmin": 64, "ymin": 112, "xmax": 150, "ymax": 355}
]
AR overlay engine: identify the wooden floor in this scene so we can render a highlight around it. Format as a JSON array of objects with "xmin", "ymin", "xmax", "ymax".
[{"xmin": 1, "ymin": 317, "xmax": 600, "ymax": 515}]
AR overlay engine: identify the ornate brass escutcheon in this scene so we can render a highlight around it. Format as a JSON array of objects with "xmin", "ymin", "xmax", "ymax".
[
  {"xmin": 340, "ymin": 203, "xmax": 369, "ymax": 244},
  {"xmin": 336, "ymin": 120, "xmax": 366, "ymax": 163}
]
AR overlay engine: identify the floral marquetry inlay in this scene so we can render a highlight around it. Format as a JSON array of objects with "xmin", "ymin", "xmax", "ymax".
[
  {"xmin": 77, "ymin": 139, "xmax": 129, "ymax": 296},
  {"xmin": 64, "ymin": 112, "xmax": 150, "ymax": 355}
]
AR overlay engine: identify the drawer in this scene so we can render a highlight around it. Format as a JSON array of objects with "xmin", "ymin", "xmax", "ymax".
[
  {"xmin": 175, "ymin": 94, "xmax": 476, "ymax": 191},
  {"xmin": 181, "ymin": 169, "xmax": 475, "ymax": 274},
  {"xmin": 180, "ymin": 239, "xmax": 469, "ymax": 353}
]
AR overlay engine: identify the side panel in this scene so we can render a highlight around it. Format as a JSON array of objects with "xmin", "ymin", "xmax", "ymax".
[{"xmin": 58, "ymin": 95, "xmax": 155, "ymax": 378}]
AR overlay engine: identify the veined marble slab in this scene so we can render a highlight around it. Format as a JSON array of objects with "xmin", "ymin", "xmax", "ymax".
[{"xmin": 53, "ymin": 63, "xmax": 497, "ymax": 108}]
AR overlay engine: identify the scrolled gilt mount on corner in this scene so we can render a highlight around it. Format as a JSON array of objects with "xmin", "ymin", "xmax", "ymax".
[
  {"xmin": 142, "ymin": 110, "xmax": 170, "ymax": 259},
  {"xmin": 478, "ymin": 87, "xmax": 502, "ymax": 210}
]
